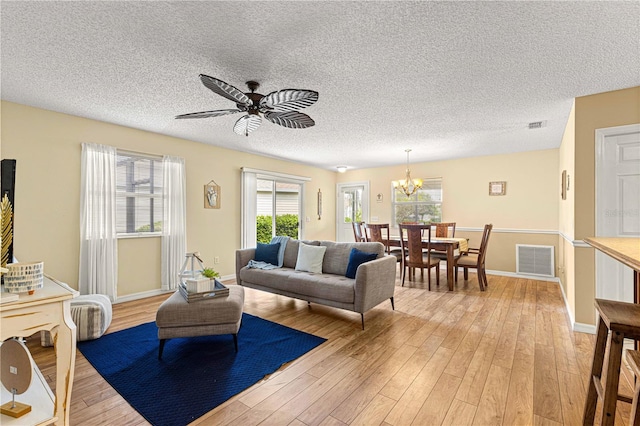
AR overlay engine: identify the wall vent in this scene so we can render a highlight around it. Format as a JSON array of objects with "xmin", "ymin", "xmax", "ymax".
[
  {"xmin": 528, "ymin": 121, "xmax": 546, "ymax": 129},
  {"xmin": 516, "ymin": 244, "xmax": 555, "ymax": 277}
]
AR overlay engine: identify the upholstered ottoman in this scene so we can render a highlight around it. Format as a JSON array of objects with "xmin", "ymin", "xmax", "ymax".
[
  {"xmin": 41, "ymin": 294, "xmax": 113, "ymax": 346},
  {"xmin": 155, "ymin": 285, "xmax": 244, "ymax": 359}
]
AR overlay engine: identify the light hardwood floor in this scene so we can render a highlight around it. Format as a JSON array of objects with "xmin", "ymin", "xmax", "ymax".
[{"xmin": 28, "ymin": 268, "xmax": 637, "ymax": 425}]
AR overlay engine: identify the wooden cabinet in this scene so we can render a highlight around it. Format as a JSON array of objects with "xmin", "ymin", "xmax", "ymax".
[{"xmin": 1, "ymin": 276, "xmax": 76, "ymax": 425}]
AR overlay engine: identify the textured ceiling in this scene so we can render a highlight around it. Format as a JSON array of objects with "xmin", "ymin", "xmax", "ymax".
[{"xmin": 2, "ymin": 1, "xmax": 639, "ymax": 170}]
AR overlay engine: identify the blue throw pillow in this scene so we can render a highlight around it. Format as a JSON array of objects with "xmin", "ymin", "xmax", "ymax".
[
  {"xmin": 255, "ymin": 242, "xmax": 281, "ymax": 266},
  {"xmin": 345, "ymin": 248, "xmax": 378, "ymax": 279}
]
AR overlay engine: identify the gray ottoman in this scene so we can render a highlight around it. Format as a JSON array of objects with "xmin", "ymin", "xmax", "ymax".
[{"xmin": 155, "ymin": 285, "xmax": 244, "ymax": 359}]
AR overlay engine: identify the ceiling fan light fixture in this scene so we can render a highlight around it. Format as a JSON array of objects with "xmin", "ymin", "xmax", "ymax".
[
  {"xmin": 176, "ymin": 75, "xmax": 318, "ymax": 136},
  {"xmin": 392, "ymin": 149, "xmax": 422, "ymax": 197}
]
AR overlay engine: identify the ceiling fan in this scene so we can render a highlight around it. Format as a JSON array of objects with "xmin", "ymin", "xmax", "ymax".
[{"xmin": 176, "ymin": 75, "xmax": 319, "ymax": 136}]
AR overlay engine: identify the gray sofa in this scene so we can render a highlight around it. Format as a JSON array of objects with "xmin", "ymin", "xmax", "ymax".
[{"xmin": 235, "ymin": 239, "xmax": 397, "ymax": 328}]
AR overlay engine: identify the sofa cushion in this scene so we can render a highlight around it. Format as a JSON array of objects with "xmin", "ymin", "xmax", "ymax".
[
  {"xmin": 239, "ymin": 266, "xmax": 299, "ymax": 289},
  {"xmin": 320, "ymin": 241, "xmax": 385, "ymax": 276},
  {"xmin": 286, "ymin": 271, "xmax": 355, "ymax": 303},
  {"xmin": 345, "ymin": 248, "xmax": 378, "ymax": 279},
  {"xmin": 255, "ymin": 242, "xmax": 280, "ymax": 265},
  {"xmin": 283, "ymin": 239, "xmax": 320, "ymax": 269},
  {"xmin": 295, "ymin": 243, "xmax": 327, "ymax": 273}
]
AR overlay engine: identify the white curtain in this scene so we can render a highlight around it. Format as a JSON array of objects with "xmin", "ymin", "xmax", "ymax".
[
  {"xmin": 79, "ymin": 143, "xmax": 118, "ymax": 300},
  {"xmin": 161, "ymin": 156, "xmax": 186, "ymax": 291}
]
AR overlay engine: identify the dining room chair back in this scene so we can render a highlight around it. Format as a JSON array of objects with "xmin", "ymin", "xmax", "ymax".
[
  {"xmin": 399, "ymin": 223, "xmax": 440, "ymax": 289},
  {"xmin": 352, "ymin": 221, "xmax": 366, "ymax": 242},
  {"xmin": 432, "ymin": 222, "xmax": 456, "ymax": 238},
  {"xmin": 455, "ymin": 223, "xmax": 493, "ymax": 291},
  {"xmin": 364, "ymin": 223, "xmax": 403, "ymax": 263}
]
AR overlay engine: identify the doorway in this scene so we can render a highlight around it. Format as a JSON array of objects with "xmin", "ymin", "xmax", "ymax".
[
  {"xmin": 336, "ymin": 182, "xmax": 369, "ymax": 242},
  {"xmin": 595, "ymin": 124, "xmax": 640, "ymax": 302}
]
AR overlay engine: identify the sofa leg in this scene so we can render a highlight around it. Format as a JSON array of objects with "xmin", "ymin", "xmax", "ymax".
[
  {"xmin": 390, "ymin": 297, "xmax": 395, "ymax": 310},
  {"xmin": 233, "ymin": 334, "xmax": 238, "ymax": 352},
  {"xmin": 361, "ymin": 313, "xmax": 365, "ymax": 330},
  {"xmin": 158, "ymin": 339, "xmax": 166, "ymax": 360}
]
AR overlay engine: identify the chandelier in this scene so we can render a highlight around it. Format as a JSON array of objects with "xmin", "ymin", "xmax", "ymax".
[{"xmin": 392, "ymin": 149, "xmax": 423, "ymax": 197}]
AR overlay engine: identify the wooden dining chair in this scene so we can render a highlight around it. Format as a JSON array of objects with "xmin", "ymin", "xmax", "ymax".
[
  {"xmin": 351, "ymin": 221, "xmax": 366, "ymax": 242},
  {"xmin": 429, "ymin": 222, "xmax": 460, "ymax": 273},
  {"xmin": 399, "ymin": 223, "xmax": 440, "ymax": 289},
  {"xmin": 455, "ymin": 224, "xmax": 493, "ymax": 291},
  {"xmin": 364, "ymin": 223, "xmax": 403, "ymax": 264},
  {"xmin": 432, "ymin": 222, "xmax": 456, "ymax": 238}
]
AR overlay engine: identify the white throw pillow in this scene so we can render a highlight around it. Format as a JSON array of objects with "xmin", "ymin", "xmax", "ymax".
[{"xmin": 295, "ymin": 243, "xmax": 327, "ymax": 273}]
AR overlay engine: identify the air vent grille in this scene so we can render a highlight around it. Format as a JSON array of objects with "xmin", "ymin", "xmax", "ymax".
[
  {"xmin": 516, "ymin": 244, "xmax": 554, "ymax": 277},
  {"xmin": 528, "ymin": 121, "xmax": 546, "ymax": 129}
]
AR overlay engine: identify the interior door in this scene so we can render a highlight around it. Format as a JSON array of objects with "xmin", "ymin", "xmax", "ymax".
[
  {"xmin": 336, "ymin": 182, "xmax": 369, "ymax": 242},
  {"xmin": 595, "ymin": 124, "xmax": 640, "ymax": 302}
]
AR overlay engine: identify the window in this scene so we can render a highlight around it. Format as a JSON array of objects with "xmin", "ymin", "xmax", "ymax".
[
  {"xmin": 392, "ymin": 178, "xmax": 442, "ymax": 225},
  {"xmin": 116, "ymin": 151, "xmax": 163, "ymax": 236},
  {"xmin": 241, "ymin": 168, "xmax": 310, "ymax": 248}
]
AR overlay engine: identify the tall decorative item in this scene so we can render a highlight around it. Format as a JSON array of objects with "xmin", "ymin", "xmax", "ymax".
[
  {"xmin": 204, "ymin": 180, "xmax": 220, "ymax": 209},
  {"xmin": 1, "ymin": 194, "xmax": 13, "ymax": 268},
  {"xmin": 317, "ymin": 189, "xmax": 322, "ymax": 220},
  {"xmin": 4, "ymin": 262, "xmax": 44, "ymax": 294},
  {"xmin": 392, "ymin": 149, "xmax": 423, "ymax": 197},
  {"xmin": 179, "ymin": 252, "xmax": 205, "ymax": 283},
  {"xmin": 0, "ymin": 338, "xmax": 32, "ymax": 418}
]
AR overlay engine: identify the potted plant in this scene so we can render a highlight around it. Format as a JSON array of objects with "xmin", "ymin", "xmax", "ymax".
[{"xmin": 201, "ymin": 267, "xmax": 220, "ymax": 280}]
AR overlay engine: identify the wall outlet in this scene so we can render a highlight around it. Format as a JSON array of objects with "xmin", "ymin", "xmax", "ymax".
[
  {"xmin": 371, "ymin": 216, "xmax": 379, "ymax": 222},
  {"xmin": 306, "ymin": 216, "xmax": 310, "ymax": 222},
  {"xmin": 214, "ymin": 256, "xmax": 220, "ymax": 264}
]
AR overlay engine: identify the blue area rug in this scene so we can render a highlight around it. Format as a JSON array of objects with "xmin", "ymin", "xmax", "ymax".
[{"xmin": 77, "ymin": 313, "xmax": 326, "ymax": 426}]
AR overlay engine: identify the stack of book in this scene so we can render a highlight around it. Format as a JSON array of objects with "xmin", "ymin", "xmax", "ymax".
[{"xmin": 178, "ymin": 279, "xmax": 229, "ymax": 303}]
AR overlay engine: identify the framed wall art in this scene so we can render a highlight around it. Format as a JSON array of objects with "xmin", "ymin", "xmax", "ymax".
[
  {"xmin": 489, "ymin": 181, "xmax": 506, "ymax": 196},
  {"xmin": 204, "ymin": 180, "xmax": 220, "ymax": 209}
]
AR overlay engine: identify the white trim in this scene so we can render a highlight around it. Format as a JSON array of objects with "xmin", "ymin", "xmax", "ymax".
[
  {"xmin": 240, "ymin": 167, "xmax": 311, "ymax": 182},
  {"xmin": 456, "ymin": 227, "xmax": 557, "ymax": 234},
  {"xmin": 556, "ymin": 276, "xmax": 595, "ymax": 334},
  {"xmin": 114, "ymin": 288, "xmax": 172, "ymax": 304},
  {"xmin": 558, "ymin": 231, "xmax": 591, "ymax": 247},
  {"xmin": 114, "ymin": 274, "xmax": 236, "ymax": 304}
]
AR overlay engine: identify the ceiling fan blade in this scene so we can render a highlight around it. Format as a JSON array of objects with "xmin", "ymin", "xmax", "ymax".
[
  {"xmin": 175, "ymin": 109, "xmax": 243, "ymax": 119},
  {"xmin": 264, "ymin": 111, "xmax": 315, "ymax": 129},
  {"xmin": 259, "ymin": 89, "xmax": 318, "ymax": 112},
  {"xmin": 233, "ymin": 114, "xmax": 262, "ymax": 136},
  {"xmin": 199, "ymin": 75, "xmax": 251, "ymax": 107}
]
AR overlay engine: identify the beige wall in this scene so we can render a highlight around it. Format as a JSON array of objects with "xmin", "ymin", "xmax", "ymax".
[
  {"xmin": 572, "ymin": 86, "xmax": 640, "ymax": 325},
  {"xmin": 1, "ymin": 101, "xmax": 336, "ymax": 297},
  {"xmin": 338, "ymin": 149, "xmax": 560, "ymax": 274},
  {"xmin": 558, "ymin": 101, "xmax": 576, "ymax": 314}
]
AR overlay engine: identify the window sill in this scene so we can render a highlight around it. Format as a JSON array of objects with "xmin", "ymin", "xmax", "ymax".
[{"xmin": 117, "ymin": 233, "xmax": 162, "ymax": 239}]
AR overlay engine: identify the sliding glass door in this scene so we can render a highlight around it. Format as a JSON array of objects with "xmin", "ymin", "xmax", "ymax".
[
  {"xmin": 256, "ymin": 179, "xmax": 301, "ymax": 243},
  {"xmin": 241, "ymin": 168, "xmax": 309, "ymax": 248}
]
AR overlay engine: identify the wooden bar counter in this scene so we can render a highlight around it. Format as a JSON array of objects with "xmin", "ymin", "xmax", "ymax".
[{"xmin": 584, "ymin": 237, "xmax": 640, "ymax": 305}]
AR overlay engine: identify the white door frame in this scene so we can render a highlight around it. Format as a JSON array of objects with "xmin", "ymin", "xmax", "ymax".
[
  {"xmin": 335, "ymin": 181, "xmax": 370, "ymax": 242},
  {"xmin": 595, "ymin": 123, "xmax": 640, "ymax": 302}
]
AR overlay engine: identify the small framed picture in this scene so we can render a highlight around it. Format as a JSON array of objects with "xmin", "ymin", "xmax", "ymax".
[
  {"xmin": 489, "ymin": 181, "xmax": 506, "ymax": 196},
  {"xmin": 561, "ymin": 170, "xmax": 568, "ymax": 200},
  {"xmin": 204, "ymin": 183, "xmax": 220, "ymax": 209}
]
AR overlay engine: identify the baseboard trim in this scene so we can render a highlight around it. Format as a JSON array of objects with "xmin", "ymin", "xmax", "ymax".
[
  {"xmin": 114, "ymin": 274, "xmax": 236, "ymax": 304},
  {"xmin": 573, "ymin": 322, "xmax": 597, "ymax": 334}
]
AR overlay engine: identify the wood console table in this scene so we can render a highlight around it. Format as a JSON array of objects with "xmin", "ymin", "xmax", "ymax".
[{"xmin": 1, "ymin": 276, "xmax": 77, "ymax": 425}]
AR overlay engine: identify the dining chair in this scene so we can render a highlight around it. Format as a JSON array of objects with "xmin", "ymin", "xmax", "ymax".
[
  {"xmin": 352, "ymin": 221, "xmax": 366, "ymax": 242},
  {"xmin": 429, "ymin": 222, "xmax": 460, "ymax": 276},
  {"xmin": 455, "ymin": 223, "xmax": 493, "ymax": 291},
  {"xmin": 364, "ymin": 223, "xmax": 403, "ymax": 264},
  {"xmin": 433, "ymin": 222, "xmax": 456, "ymax": 238},
  {"xmin": 399, "ymin": 223, "xmax": 440, "ymax": 289}
]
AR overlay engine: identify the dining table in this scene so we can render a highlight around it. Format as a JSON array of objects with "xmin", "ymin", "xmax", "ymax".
[{"xmin": 388, "ymin": 236, "xmax": 469, "ymax": 291}]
